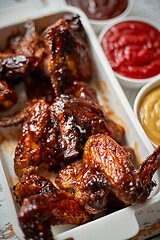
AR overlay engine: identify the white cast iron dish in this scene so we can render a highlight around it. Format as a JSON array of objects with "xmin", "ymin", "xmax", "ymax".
[{"xmin": 0, "ymin": 6, "xmax": 160, "ymax": 240}]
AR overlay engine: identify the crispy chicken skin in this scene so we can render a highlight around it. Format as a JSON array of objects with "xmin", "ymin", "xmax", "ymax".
[
  {"xmin": 0, "ymin": 80, "xmax": 17, "ymax": 111},
  {"xmin": 65, "ymin": 81, "xmax": 98, "ymax": 103},
  {"xmin": 43, "ymin": 15, "xmax": 92, "ymax": 95},
  {"xmin": 0, "ymin": 54, "xmax": 33, "ymax": 79},
  {"xmin": 75, "ymin": 169, "xmax": 109, "ymax": 214},
  {"xmin": 14, "ymin": 99, "xmax": 61, "ymax": 177},
  {"xmin": 56, "ymin": 159, "xmax": 126, "ymax": 214},
  {"xmin": 75, "ymin": 134, "xmax": 160, "ymax": 206},
  {"xmin": 55, "ymin": 159, "xmax": 83, "ymax": 194},
  {"xmin": 14, "ymin": 174, "xmax": 91, "ymax": 240},
  {"xmin": 19, "ymin": 195, "xmax": 91, "ymax": 240},
  {"xmin": 13, "ymin": 174, "xmax": 64, "ymax": 205}
]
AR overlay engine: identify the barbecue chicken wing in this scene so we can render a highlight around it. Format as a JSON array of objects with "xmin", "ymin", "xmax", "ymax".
[
  {"xmin": 7, "ymin": 19, "xmax": 39, "ymax": 57},
  {"xmin": 13, "ymin": 174, "xmax": 65, "ymax": 205},
  {"xmin": 13, "ymin": 174, "xmax": 91, "ymax": 240},
  {"xmin": 43, "ymin": 14, "xmax": 92, "ymax": 95},
  {"xmin": 14, "ymin": 99, "xmax": 61, "ymax": 177},
  {"xmin": 0, "ymin": 20, "xmax": 43, "ymax": 111},
  {"xmin": 75, "ymin": 134, "xmax": 160, "ymax": 207},
  {"xmin": 0, "ymin": 20, "xmax": 42, "ymax": 80},
  {"xmin": 13, "ymin": 88, "xmax": 124, "ymax": 177},
  {"xmin": 0, "ymin": 81, "xmax": 124, "ymax": 177},
  {"xmin": 0, "ymin": 53, "xmax": 34, "ymax": 79},
  {"xmin": 56, "ymin": 158, "xmax": 127, "ymax": 214}
]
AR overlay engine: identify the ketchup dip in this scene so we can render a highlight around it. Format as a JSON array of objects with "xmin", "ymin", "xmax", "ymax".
[
  {"xmin": 66, "ymin": 0, "xmax": 128, "ymax": 20},
  {"xmin": 101, "ymin": 21, "xmax": 160, "ymax": 79}
]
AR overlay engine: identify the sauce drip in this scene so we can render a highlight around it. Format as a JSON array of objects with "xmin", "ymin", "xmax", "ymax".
[
  {"xmin": 66, "ymin": 0, "xmax": 128, "ymax": 20},
  {"xmin": 139, "ymin": 87, "xmax": 160, "ymax": 146},
  {"xmin": 101, "ymin": 21, "xmax": 160, "ymax": 79}
]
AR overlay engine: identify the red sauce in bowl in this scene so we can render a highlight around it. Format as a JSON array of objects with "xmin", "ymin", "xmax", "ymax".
[
  {"xmin": 66, "ymin": 0, "xmax": 128, "ymax": 20},
  {"xmin": 101, "ymin": 21, "xmax": 160, "ymax": 79}
]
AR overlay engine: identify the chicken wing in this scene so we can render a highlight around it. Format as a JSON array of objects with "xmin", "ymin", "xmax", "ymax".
[
  {"xmin": 43, "ymin": 14, "xmax": 92, "ymax": 95},
  {"xmin": 0, "ymin": 80, "xmax": 124, "ymax": 177},
  {"xmin": 13, "ymin": 174, "xmax": 91, "ymax": 240},
  {"xmin": 56, "ymin": 160, "xmax": 109, "ymax": 214},
  {"xmin": 0, "ymin": 53, "xmax": 33, "ymax": 79},
  {"xmin": 8, "ymin": 20, "xmax": 39, "ymax": 57},
  {"xmin": 75, "ymin": 134, "xmax": 160, "ymax": 206},
  {"xmin": 14, "ymin": 99, "xmax": 62, "ymax": 177},
  {"xmin": 19, "ymin": 195, "xmax": 91, "ymax": 240},
  {"xmin": 56, "ymin": 153, "xmax": 130, "ymax": 214},
  {"xmin": 13, "ymin": 174, "xmax": 64, "ymax": 205}
]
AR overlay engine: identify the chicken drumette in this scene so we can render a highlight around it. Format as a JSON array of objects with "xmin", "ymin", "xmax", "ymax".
[{"xmin": 13, "ymin": 174, "xmax": 91, "ymax": 240}]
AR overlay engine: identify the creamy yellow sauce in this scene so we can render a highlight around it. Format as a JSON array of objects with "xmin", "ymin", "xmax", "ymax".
[{"xmin": 139, "ymin": 87, "xmax": 160, "ymax": 146}]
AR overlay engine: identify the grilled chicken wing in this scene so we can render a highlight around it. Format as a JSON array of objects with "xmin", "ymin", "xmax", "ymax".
[
  {"xmin": 14, "ymin": 99, "xmax": 61, "ymax": 177},
  {"xmin": 75, "ymin": 134, "xmax": 160, "ymax": 206},
  {"xmin": 56, "ymin": 160, "xmax": 108, "ymax": 214},
  {"xmin": 19, "ymin": 195, "xmax": 90, "ymax": 240},
  {"xmin": 0, "ymin": 20, "xmax": 43, "ymax": 111},
  {"xmin": 65, "ymin": 81, "xmax": 98, "ymax": 103},
  {"xmin": 0, "ymin": 80, "xmax": 123, "ymax": 177},
  {"xmin": 56, "ymin": 145, "xmax": 132, "ymax": 214},
  {"xmin": 13, "ymin": 174, "xmax": 75, "ymax": 205},
  {"xmin": 14, "ymin": 174, "xmax": 91, "ymax": 240},
  {"xmin": 43, "ymin": 15, "xmax": 92, "ymax": 95},
  {"xmin": 0, "ymin": 53, "xmax": 34, "ymax": 79},
  {"xmin": 0, "ymin": 20, "xmax": 43, "ymax": 79},
  {"xmin": 55, "ymin": 159, "xmax": 83, "ymax": 194},
  {"xmin": 8, "ymin": 20, "xmax": 39, "ymax": 57}
]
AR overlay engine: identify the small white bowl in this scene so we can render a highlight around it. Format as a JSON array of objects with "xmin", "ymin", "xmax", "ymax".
[
  {"xmin": 98, "ymin": 16, "xmax": 160, "ymax": 89},
  {"xmin": 64, "ymin": 0, "xmax": 134, "ymax": 34},
  {"xmin": 133, "ymin": 78, "xmax": 160, "ymax": 148}
]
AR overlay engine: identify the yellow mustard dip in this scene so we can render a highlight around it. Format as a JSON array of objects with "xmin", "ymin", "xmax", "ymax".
[{"xmin": 139, "ymin": 87, "xmax": 160, "ymax": 146}]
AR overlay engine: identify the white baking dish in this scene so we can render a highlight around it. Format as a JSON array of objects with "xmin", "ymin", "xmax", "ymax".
[{"xmin": 0, "ymin": 6, "xmax": 160, "ymax": 240}]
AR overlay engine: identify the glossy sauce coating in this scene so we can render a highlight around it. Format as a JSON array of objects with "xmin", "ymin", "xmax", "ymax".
[
  {"xmin": 139, "ymin": 87, "xmax": 160, "ymax": 146},
  {"xmin": 66, "ymin": 0, "xmax": 128, "ymax": 20},
  {"xmin": 76, "ymin": 134, "xmax": 160, "ymax": 205},
  {"xmin": 101, "ymin": 21, "xmax": 160, "ymax": 79},
  {"xmin": 43, "ymin": 15, "xmax": 91, "ymax": 96},
  {"xmin": 15, "ymin": 174, "xmax": 91, "ymax": 240}
]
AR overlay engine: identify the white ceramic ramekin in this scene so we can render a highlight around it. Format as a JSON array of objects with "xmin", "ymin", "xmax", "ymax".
[
  {"xmin": 134, "ymin": 78, "xmax": 160, "ymax": 148},
  {"xmin": 64, "ymin": 0, "xmax": 134, "ymax": 34},
  {"xmin": 99, "ymin": 16, "xmax": 160, "ymax": 89}
]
